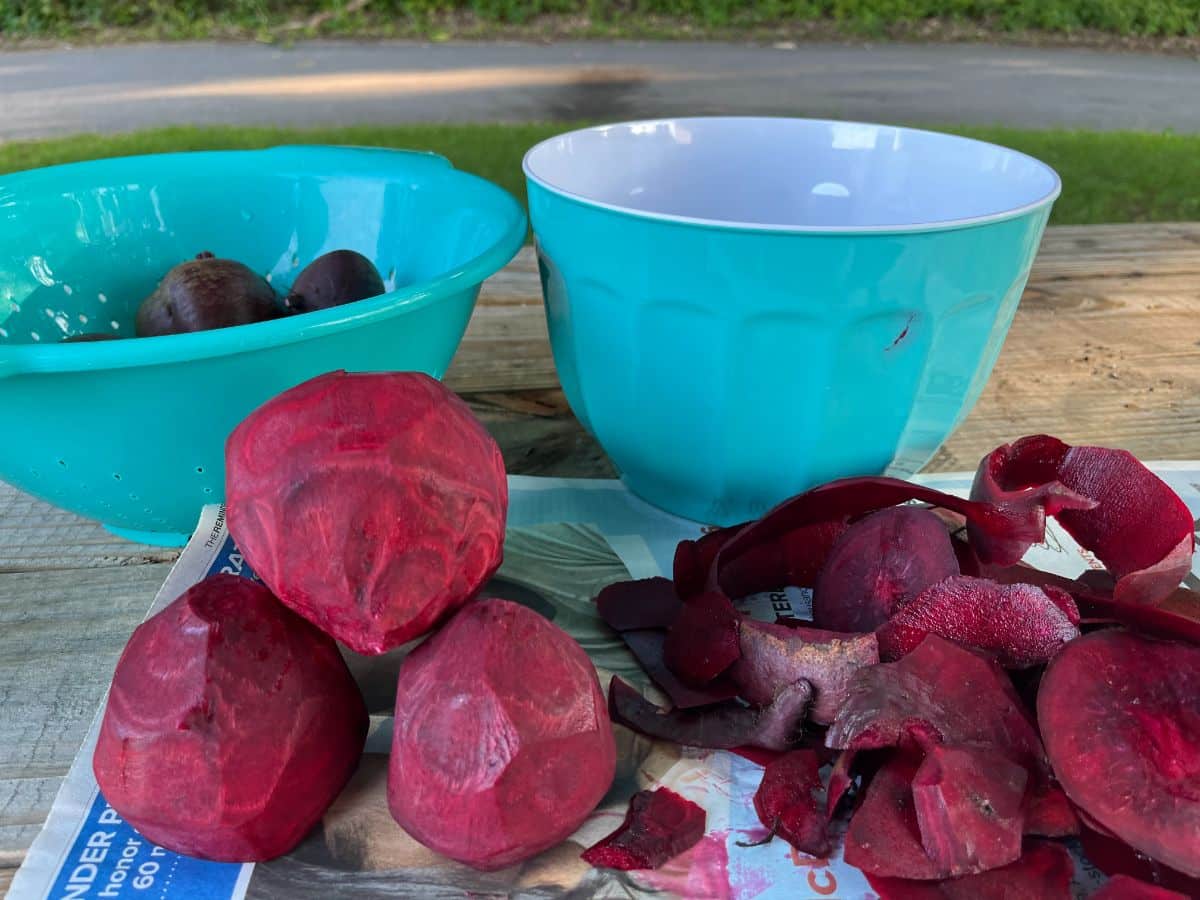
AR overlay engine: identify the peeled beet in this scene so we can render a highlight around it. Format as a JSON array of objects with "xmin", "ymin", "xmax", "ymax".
[
  {"xmin": 876, "ymin": 575, "xmax": 1080, "ymax": 668},
  {"xmin": 609, "ymin": 675, "xmax": 810, "ymax": 751},
  {"xmin": 92, "ymin": 574, "xmax": 367, "ymax": 861},
  {"xmin": 226, "ymin": 370, "xmax": 507, "ymax": 654},
  {"xmin": 970, "ymin": 435, "xmax": 1193, "ymax": 606},
  {"xmin": 581, "ymin": 787, "xmax": 706, "ymax": 870},
  {"xmin": 1091, "ymin": 876, "xmax": 1190, "ymax": 899},
  {"xmin": 729, "ymin": 618, "xmax": 878, "ymax": 724},
  {"xmin": 285, "ymin": 249, "xmax": 385, "ymax": 314},
  {"xmin": 812, "ymin": 506, "xmax": 959, "ymax": 632},
  {"xmin": 136, "ymin": 253, "xmax": 279, "ymax": 336},
  {"xmin": 748, "ymin": 749, "xmax": 830, "ymax": 857},
  {"xmin": 866, "ymin": 840, "xmax": 1075, "ymax": 899},
  {"xmin": 827, "ymin": 635, "xmax": 1047, "ymax": 775},
  {"xmin": 663, "ymin": 591, "xmax": 741, "ymax": 685},
  {"xmin": 388, "ymin": 599, "xmax": 616, "ymax": 871},
  {"xmin": 1037, "ymin": 629, "xmax": 1200, "ymax": 877},
  {"xmin": 911, "ymin": 744, "xmax": 1027, "ymax": 876}
]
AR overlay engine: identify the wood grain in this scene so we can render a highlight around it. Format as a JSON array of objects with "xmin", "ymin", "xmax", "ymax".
[{"xmin": 1, "ymin": 221, "xmax": 1198, "ymax": 877}]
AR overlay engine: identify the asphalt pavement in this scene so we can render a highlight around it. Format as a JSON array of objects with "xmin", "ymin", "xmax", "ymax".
[{"xmin": 2, "ymin": 39, "xmax": 1198, "ymax": 140}]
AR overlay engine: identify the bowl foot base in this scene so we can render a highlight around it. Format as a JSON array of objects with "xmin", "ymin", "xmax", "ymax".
[{"xmin": 103, "ymin": 524, "xmax": 190, "ymax": 548}]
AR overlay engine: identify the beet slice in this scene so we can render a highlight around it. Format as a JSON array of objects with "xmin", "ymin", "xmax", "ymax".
[
  {"xmin": 745, "ymin": 749, "xmax": 830, "ymax": 857},
  {"xmin": 971, "ymin": 435, "xmax": 1193, "ymax": 606},
  {"xmin": 581, "ymin": 787, "xmax": 706, "ymax": 871},
  {"xmin": 1091, "ymin": 875, "xmax": 1190, "ymax": 899},
  {"xmin": 708, "ymin": 475, "xmax": 1093, "ymax": 600},
  {"xmin": 225, "ymin": 370, "xmax": 508, "ymax": 654},
  {"xmin": 911, "ymin": 744, "xmax": 1027, "ymax": 876},
  {"xmin": 663, "ymin": 591, "xmax": 741, "ymax": 685},
  {"xmin": 865, "ymin": 840, "xmax": 1074, "ymax": 899},
  {"xmin": 1022, "ymin": 779, "xmax": 1080, "ymax": 837},
  {"xmin": 92, "ymin": 574, "xmax": 367, "ymax": 861},
  {"xmin": 388, "ymin": 599, "xmax": 616, "ymax": 871},
  {"xmin": 812, "ymin": 507, "xmax": 960, "ymax": 632},
  {"xmin": 844, "ymin": 752, "xmax": 945, "ymax": 879},
  {"xmin": 827, "ymin": 750, "xmax": 857, "ymax": 820},
  {"xmin": 621, "ymin": 629, "xmax": 740, "ymax": 709},
  {"xmin": 729, "ymin": 618, "xmax": 879, "ymax": 724},
  {"xmin": 1037, "ymin": 629, "xmax": 1200, "ymax": 877},
  {"xmin": 595, "ymin": 577, "xmax": 681, "ymax": 631},
  {"xmin": 827, "ymin": 635, "xmax": 1048, "ymax": 775},
  {"xmin": 876, "ymin": 576, "xmax": 1080, "ymax": 668},
  {"xmin": 608, "ymin": 676, "xmax": 810, "ymax": 751}
]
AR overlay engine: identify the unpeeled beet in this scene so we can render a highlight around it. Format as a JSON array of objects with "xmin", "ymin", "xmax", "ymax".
[
  {"xmin": 92, "ymin": 574, "xmax": 367, "ymax": 861},
  {"xmin": 225, "ymin": 370, "xmax": 508, "ymax": 654},
  {"xmin": 388, "ymin": 599, "xmax": 616, "ymax": 871}
]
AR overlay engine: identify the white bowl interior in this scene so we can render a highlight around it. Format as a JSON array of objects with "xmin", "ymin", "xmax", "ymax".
[{"xmin": 524, "ymin": 117, "xmax": 1060, "ymax": 231}]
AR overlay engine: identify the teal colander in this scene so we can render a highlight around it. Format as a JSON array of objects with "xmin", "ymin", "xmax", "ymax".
[{"xmin": 0, "ymin": 146, "xmax": 526, "ymax": 545}]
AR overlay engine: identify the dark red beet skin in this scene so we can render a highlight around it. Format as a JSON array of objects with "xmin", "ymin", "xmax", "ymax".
[
  {"xmin": 582, "ymin": 788, "xmax": 706, "ymax": 870},
  {"xmin": 225, "ymin": 370, "xmax": 508, "ymax": 654},
  {"xmin": 388, "ymin": 599, "xmax": 616, "ymax": 871},
  {"xmin": 812, "ymin": 506, "xmax": 959, "ymax": 633},
  {"xmin": 1037, "ymin": 629, "xmax": 1200, "ymax": 877},
  {"xmin": 92, "ymin": 574, "xmax": 367, "ymax": 862}
]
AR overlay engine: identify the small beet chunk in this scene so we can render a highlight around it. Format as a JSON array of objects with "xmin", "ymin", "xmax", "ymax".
[
  {"xmin": 389, "ymin": 599, "xmax": 616, "ymax": 871},
  {"xmin": 749, "ymin": 750, "xmax": 830, "ymax": 857},
  {"xmin": 663, "ymin": 591, "xmax": 741, "ymax": 685},
  {"xmin": 92, "ymin": 574, "xmax": 367, "ymax": 861},
  {"xmin": 876, "ymin": 575, "xmax": 1080, "ymax": 668},
  {"xmin": 609, "ymin": 676, "xmax": 810, "ymax": 751},
  {"xmin": 912, "ymin": 744, "xmax": 1027, "ymax": 876},
  {"xmin": 595, "ymin": 577, "xmax": 681, "ymax": 631},
  {"xmin": 729, "ymin": 618, "xmax": 878, "ymax": 724},
  {"xmin": 844, "ymin": 753, "xmax": 945, "ymax": 879},
  {"xmin": 285, "ymin": 249, "xmax": 386, "ymax": 313},
  {"xmin": 827, "ymin": 635, "xmax": 1048, "ymax": 776},
  {"xmin": 225, "ymin": 370, "xmax": 507, "ymax": 654},
  {"xmin": 812, "ymin": 506, "xmax": 960, "ymax": 633},
  {"xmin": 620, "ymin": 629, "xmax": 740, "ymax": 709},
  {"xmin": 1037, "ymin": 629, "xmax": 1200, "ymax": 877},
  {"xmin": 582, "ymin": 787, "xmax": 706, "ymax": 871},
  {"xmin": 136, "ymin": 255, "xmax": 280, "ymax": 336},
  {"xmin": 866, "ymin": 840, "xmax": 1075, "ymax": 899},
  {"xmin": 1091, "ymin": 875, "xmax": 1190, "ymax": 899}
]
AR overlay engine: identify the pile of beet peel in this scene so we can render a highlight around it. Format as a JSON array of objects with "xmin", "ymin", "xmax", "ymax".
[{"xmin": 596, "ymin": 434, "xmax": 1200, "ymax": 897}]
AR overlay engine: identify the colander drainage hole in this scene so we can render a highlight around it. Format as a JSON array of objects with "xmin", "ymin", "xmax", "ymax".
[
  {"xmin": 113, "ymin": 473, "xmax": 121, "ymax": 481},
  {"xmin": 203, "ymin": 488, "xmax": 213, "ymax": 495},
  {"xmin": 195, "ymin": 466, "xmax": 204, "ymax": 474},
  {"xmin": 57, "ymin": 459, "xmax": 67, "ymax": 469}
]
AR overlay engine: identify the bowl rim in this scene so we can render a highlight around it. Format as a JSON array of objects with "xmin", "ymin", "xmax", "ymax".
[
  {"xmin": 522, "ymin": 115, "xmax": 1063, "ymax": 235},
  {"xmin": 0, "ymin": 145, "xmax": 527, "ymax": 377}
]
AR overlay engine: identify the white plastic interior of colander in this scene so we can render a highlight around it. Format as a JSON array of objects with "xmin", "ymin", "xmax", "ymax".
[{"xmin": 523, "ymin": 117, "xmax": 1062, "ymax": 232}]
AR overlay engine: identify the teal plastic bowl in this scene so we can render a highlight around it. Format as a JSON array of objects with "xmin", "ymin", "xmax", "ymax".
[
  {"xmin": 524, "ymin": 117, "xmax": 1061, "ymax": 525},
  {"xmin": 0, "ymin": 146, "xmax": 526, "ymax": 544}
]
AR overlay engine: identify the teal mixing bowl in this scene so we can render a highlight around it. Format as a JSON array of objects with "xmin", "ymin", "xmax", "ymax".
[
  {"xmin": 524, "ymin": 117, "xmax": 1061, "ymax": 525},
  {"xmin": 0, "ymin": 146, "xmax": 526, "ymax": 544}
]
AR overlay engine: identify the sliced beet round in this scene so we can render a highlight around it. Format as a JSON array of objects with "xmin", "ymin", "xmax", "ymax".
[
  {"xmin": 581, "ymin": 787, "xmax": 706, "ymax": 871},
  {"xmin": 827, "ymin": 635, "xmax": 1047, "ymax": 775},
  {"xmin": 1037, "ymin": 629, "xmax": 1200, "ymax": 877},
  {"xmin": 970, "ymin": 435, "xmax": 1194, "ymax": 606},
  {"xmin": 746, "ymin": 749, "xmax": 829, "ymax": 857},
  {"xmin": 911, "ymin": 744, "xmax": 1027, "ymax": 876},
  {"xmin": 875, "ymin": 575, "xmax": 1080, "ymax": 668},
  {"xmin": 865, "ymin": 840, "xmax": 1074, "ymax": 899},
  {"xmin": 728, "ymin": 618, "xmax": 878, "ymax": 724},
  {"xmin": 812, "ymin": 506, "xmax": 959, "ymax": 633}
]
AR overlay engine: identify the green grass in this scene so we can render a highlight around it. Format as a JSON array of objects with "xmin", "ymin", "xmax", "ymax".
[
  {"xmin": 1, "ymin": 123, "xmax": 1198, "ymax": 226},
  {"xmin": 3, "ymin": 0, "xmax": 1199, "ymax": 43}
]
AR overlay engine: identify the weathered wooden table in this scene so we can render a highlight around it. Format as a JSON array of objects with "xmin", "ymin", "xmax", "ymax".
[{"xmin": 2, "ymin": 222, "xmax": 1198, "ymax": 895}]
